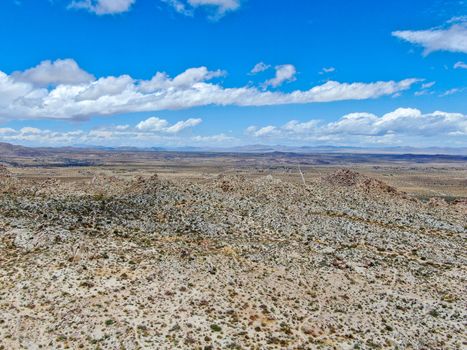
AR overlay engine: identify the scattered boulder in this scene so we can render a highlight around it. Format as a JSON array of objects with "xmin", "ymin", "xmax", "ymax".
[
  {"xmin": 451, "ymin": 198, "xmax": 467, "ymax": 214},
  {"xmin": 427, "ymin": 197, "xmax": 448, "ymax": 207},
  {"xmin": 0, "ymin": 164, "xmax": 11, "ymax": 178}
]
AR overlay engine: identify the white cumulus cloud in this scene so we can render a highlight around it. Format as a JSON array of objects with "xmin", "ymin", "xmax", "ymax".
[
  {"xmin": 454, "ymin": 61, "xmax": 467, "ymax": 69},
  {"xmin": 263, "ymin": 64, "xmax": 297, "ymax": 88},
  {"xmin": 165, "ymin": 0, "xmax": 241, "ymax": 19},
  {"xmin": 69, "ymin": 0, "xmax": 135, "ymax": 15},
  {"xmin": 12, "ymin": 59, "xmax": 95, "ymax": 87},
  {"xmin": 136, "ymin": 116, "xmax": 201, "ymax": 133},
  {"xmin": 165, "ymin": 118, "xmax": 202, "ymax": 133},
  {"xmin": 191, "ymin": 133, "xmax": 234, "ymax": 143},
  {"xmin": 440, "ymin": 88, "xmax": 463, "ymax": 96},
  {"xmin": 247, "ymin": 125, "xmax": 278, "ymax": 137},
  {"xmin": 136, "ymin": 117, "xmax": 170, "ymax": 132},
  {"xmin": 392, "ymin": 18, "xmax": 467, "ymax": 54},
  {"xmin": 189, "ymin": 0, "xmax": 240, "ymax": 12},
  {"xmin": 250, "ymin": 62, "xmax": 271, "ymax": 74},
  {"xmin": 421, "ymin": 81, "xmax": 436, "ymax": 89},
  {"xmin": 319, "ymin": 67, "xmax": 336, "ymax": 75}
]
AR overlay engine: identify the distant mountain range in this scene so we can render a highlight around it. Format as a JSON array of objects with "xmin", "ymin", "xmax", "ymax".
[
  {"xmin": 68, "ymin": 143, "xmax": 467, "ymax": 155},
  {"xmin": 1, "ymin": 141, "xmax": 467, "ymax": 156}
]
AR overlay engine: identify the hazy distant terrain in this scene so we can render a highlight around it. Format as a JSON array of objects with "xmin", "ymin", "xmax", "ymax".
[{"xmin": 1, "ymin": 142, "xmax": 466, "ymax": 200}]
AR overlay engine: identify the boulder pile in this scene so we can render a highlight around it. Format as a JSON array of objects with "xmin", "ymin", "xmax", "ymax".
[{"xmin": 324, "ymin": 168, "xmax": 398, "ymax": 194}]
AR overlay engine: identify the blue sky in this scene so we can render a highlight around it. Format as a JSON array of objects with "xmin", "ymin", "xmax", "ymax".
[{"xmin": 0, "ymin": 0, "xmax": 466, "ymax": 147}]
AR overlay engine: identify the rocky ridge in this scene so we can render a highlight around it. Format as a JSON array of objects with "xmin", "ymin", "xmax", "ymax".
[{"xmin": 0, "ymin": 168, "xmax": 466, "ymax": 349}]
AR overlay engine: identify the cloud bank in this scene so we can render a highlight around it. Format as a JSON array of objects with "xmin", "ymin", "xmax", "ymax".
[
  {"xmin": 0, "ymin": 59, "xmax": 419, "ymax": 121},
  {"xmin": 2, "ymin": 108, "xmax": 465, "ymax": 147},
  {"xmin": 0, "ymin": 116, "xmax": 213, "ymax": 147},
  {"xmin": 246, "ymin": 108, "xmax": 467, "ymax": 146}
]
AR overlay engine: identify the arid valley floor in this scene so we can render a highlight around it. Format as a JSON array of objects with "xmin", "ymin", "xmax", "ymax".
[{"xmin": 0, "ymin": 148, "xmax": 466, "ymax": 349}]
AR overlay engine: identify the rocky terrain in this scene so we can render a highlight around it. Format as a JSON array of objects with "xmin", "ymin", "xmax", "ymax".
[{"xmin": 0, "ymin": 164, "xmax": 466, "ymax": 349}]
